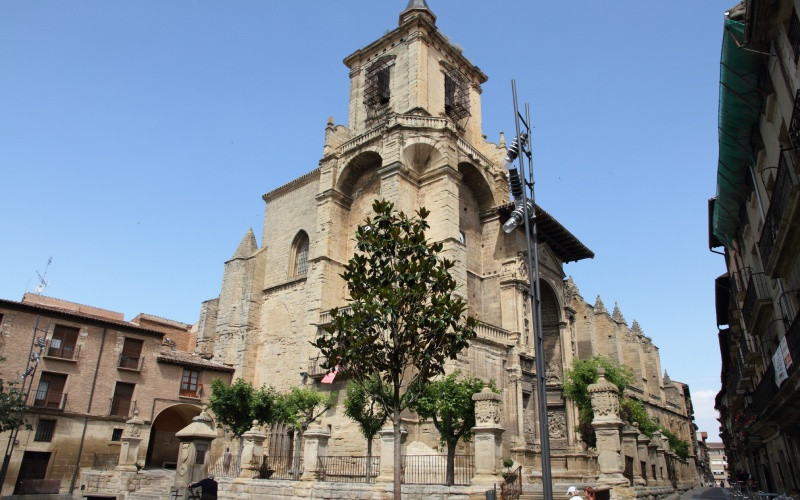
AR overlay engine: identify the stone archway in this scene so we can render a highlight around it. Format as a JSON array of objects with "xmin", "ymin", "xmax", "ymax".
[{"xmin": 145, "ymin": 404, "xmax": 201, "ymax": 468}]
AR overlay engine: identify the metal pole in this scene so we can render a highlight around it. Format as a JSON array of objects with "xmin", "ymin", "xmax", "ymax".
[{"xmin": 511, "ymin": 79, "xmax": 553, "ymax": 500}]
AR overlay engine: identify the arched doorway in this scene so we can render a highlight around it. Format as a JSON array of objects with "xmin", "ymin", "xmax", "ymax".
[{"xmin": 145, "ymin": 404, "xmax": 201, "ymax": 468}]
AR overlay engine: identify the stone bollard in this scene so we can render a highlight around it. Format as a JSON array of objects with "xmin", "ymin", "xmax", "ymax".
[
  {"xmin": 646, "ymin": 434, "xmax": 660, "ymax": 485},
  {"xmin": 117, "ymin": 409, "xmax": 145, "ymax": 472},
  {"xmin": 635, "ymin": 425, "xmax": 652, "ymax": 486},
  {"xmin": 651, "ymin": 431, "xmax": 667, "ymax": 485},
  {"xmin": 301, "ymin": 423, "xmax": 330, "ymax": 481},
  {"xmin": 377, "ymin": 424, "xmax": 407, "ymax": 482},
  {"xmin": 622, "ymin": 424, "xmax": 645, "ymax": 486},
  {"xmin": 588, "ymin": 367, "xmax": 628, "ymax": 488},
  {"xmin": 238, "ymin": 420, "xmax": 266, "ymax": 478},
  {"xmin": 471, "ymin": 386, "xmax": 504, "ymax": 486}
]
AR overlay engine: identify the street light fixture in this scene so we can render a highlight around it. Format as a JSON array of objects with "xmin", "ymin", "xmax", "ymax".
[{"xmin": 502, "ymin": 79, "xmax": 553, "ymax": 500}]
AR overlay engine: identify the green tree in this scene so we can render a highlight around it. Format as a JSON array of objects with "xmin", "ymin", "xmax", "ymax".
[
  {"xmin": 343, "ymin": 376, "xmax": 388, "ymax": 483},
  {"xmin": 274, "ymin": 386, "xmax": 337, "ymax": 480},
  {"xmin": 562, "ymin": 356, "xmax": 632, "ymax": 447},
  {"xmin": 410, "ymin": 372, "xmax": 492, "ymax": 486},
  {"xmin": 208, "ymin": 378, "xmax": 278, "ymax": 456},
  {"xmin": 0, "ymin": 357, "xmax": 29, "ymax": 434},
  {"xmin": 312, "ymin": 200, "xmax": 477, "ymax": 499}
]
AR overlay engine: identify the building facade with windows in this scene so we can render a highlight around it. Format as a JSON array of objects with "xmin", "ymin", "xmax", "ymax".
[
  {"xmin": 196, "ymin": 0, "xmax": 701, "ymax": 486},
  {"xmin": 711, "ymin": 0, "xmax": 800, "ymax": 494},
  {"xmin": 0, "ymin": 294, "xmax": 233, "ymax": 496}
]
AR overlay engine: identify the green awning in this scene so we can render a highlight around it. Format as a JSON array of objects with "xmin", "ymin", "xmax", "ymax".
[{"xmin": 712, "ymin": 18, "xmax": 763, "ymax": 247}]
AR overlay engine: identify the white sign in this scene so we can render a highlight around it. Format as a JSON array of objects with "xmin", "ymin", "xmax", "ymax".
[{"xmin": 773, "ymin": 346, "xmax": 788, "ymax": 387}]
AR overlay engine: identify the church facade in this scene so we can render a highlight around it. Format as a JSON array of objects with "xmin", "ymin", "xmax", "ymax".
[{"xmin": 196, "ymin": 0, "xmax": 698, "ymax": 482}]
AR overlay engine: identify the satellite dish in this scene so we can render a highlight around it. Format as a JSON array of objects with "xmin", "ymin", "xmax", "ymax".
[{"xmin": 35, "ymin": 283, "xmax": 45, "ymax": 293}]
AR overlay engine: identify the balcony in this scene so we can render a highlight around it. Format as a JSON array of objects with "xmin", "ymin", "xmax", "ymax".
[
  {"xmin": 32, "ymin": 390, "xmax": 67, "ymax": 411},
  {"xmin": 43, "ymin": 340, "xmax": 80, "ymax": 361},
  {"xmin": 789, "ymin": 89, "xmax": 800, "ymax": 149},
  {"xmin": 740, "ymin": 332, "xmax": 760, "ymax": 365},
  {"xmin": 179, "ymin": 383, "xmax": 203, "ymax": 399},
  {"xmin": 118, "ymin": 354, "xmax": 144, "ymax": 371},
  {"xmin": 759, "ymin": 150, "xmax": 800, "ymax": 277},
  {"xmin": 109, "ymin": 398, "xmax": 137, "ymax": 418},
  {"xmin": 742, "ymin": 272, "xmax": 772, "ymax": 334}
]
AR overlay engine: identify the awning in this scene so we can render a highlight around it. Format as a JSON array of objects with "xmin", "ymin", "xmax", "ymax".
[{"xmin": 712, "ymin": 18, "xmax": 763, "ymax": 247}]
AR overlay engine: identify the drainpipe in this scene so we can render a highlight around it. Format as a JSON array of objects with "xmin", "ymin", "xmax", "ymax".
[{"xmin": 69, "ymin": 327, "xmax": 107, "ymax": 493}]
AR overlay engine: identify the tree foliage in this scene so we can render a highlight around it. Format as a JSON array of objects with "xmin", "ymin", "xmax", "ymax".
[
  {"xmin": 274, "ymin": 386, "xmax": 337, "ymax": 480},
  {"xmin": 208, "ymin": 378, "xmax": 278, "ymax": 439},
  {"xmin": 343, "ymin": 376, "xmax": 388, "ymax": 483},
  {"xmin": 562, "ymin": 356, "xmax": 632, "ymax": 447},
  {"xmin": 410, "ymin": 372, "xmax": 494, "ymax": 485},
  {"xmin": 0, "ymin": 357, "xmax": 30, "ymax": 434},
  {"xmin": 312, "ymin": 200, "xmax": 476, "ymax": 499}
]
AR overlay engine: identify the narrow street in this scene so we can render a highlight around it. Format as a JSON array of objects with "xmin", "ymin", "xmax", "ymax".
[{"xmin": 678, "ymin": 487, "xmax": 733, "ymax": 500}]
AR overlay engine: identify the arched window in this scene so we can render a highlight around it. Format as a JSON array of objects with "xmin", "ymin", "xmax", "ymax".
[{"xmin": 291, "ymin": 231, "xmax": 309, "ymax": 276}]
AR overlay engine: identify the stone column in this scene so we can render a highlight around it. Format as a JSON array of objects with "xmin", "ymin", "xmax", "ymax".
[
  {"xmin": 377, "ymin": 424, "xmax": 407, "ymax": 482},
  {"xmin": 301, "ymin": 423, "xmax": 331, "ymax": 481},
  {"xmin": 635, "ymin": 426, "xmax": 652, "ymax": 486},
  {"xmin": 647, "ymin": 435, "xmax": 660, "ymax": 485},
  {"xmin": 588, "ymin": 368, "xmax": 628, "ymax": 488},
  {"xmin": 471, "ymin": 386, "xmax": 504, "ymax": 486},
  {"xmin": 622, "ymin": 424, "xmax": 645, "ymax": 486},
  {"xmin": 238, "ymin": 420, "xmax": 266, "ymax": 478},
  {"xmin": 652, "ymin": 432, "xmax": 667, "ymax": 485},
  {"xmin": 117, "ymin": 410, "xmax": 145, "ymax": 472}
]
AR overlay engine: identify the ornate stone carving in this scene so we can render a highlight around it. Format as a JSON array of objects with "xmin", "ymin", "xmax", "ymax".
[
  {"xmin": 472, "ymin": 386, "xmax": 502, "ymax": 426},
  {"xmin": 547, "ymin": 410, "xmax": 566, "ymax": 439}
]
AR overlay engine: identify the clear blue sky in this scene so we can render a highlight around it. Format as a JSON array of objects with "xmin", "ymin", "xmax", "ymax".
[{"xmin": 1, "ymin": 1, "xmax": 733, "ymax": 440}]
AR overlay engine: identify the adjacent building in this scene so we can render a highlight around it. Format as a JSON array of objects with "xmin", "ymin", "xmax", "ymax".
[
  {"xmin": 0, "ymin": 294, "xmax": 233, "ymax": 496},
  {"xmin": 710, "ymin": 0, "xmax": 800, "ymax": 494},
  {"xmin": 196, "ymin": 0, "xmax": 700, "ymax": 486}
]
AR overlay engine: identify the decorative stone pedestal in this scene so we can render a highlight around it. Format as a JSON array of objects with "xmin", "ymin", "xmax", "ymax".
[
  {"xmin": 174, "ymin": 406, "xmax": 218, "ymax": 497},
  {"xmin": 117, "ymin": 410, "xmax": 145, "ymax": 472},
  {"xmin": 238, "ymin": 421, "xmax": 266, "ymax": 479},
  {"xmin": 589, "ymin": 368, "xmax": 629, "ymax": 489},
  {"xmin": 377, "ymin": 424, "xmax": 407, "ymax": 482},
  {"xmin": 301, "ymin": 423, "xmax": 330, "ymax": 481},
  {"xmin": 471, "ymin": 386, "xmax": 504, "ymax": 486}
]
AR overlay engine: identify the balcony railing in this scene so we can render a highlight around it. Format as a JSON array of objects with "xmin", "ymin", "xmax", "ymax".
[
  {"xmin": 109, "ymin": 398, "xmax": 136, "ymax": 418},
  {"xmin": 179, "ymin": 383, "xmax": 203, "ymax": 399},
  {"xmin": 118, "ymin": 354, "xmax": 144, "ymax": 371},
  {"xmin": 750, "ymin": 361, "xmax": 778, "ymax": 417},
  {"xmin": 32, "ymin": 391, "xmax": 67, "ymax": 411},
  {"xmin": 742, "ymin": 272, "xmax": 772, "ymax": 333},
  {"xmin": 44, "ymin": 340, "xmax": 79, "ymax": 361},
  {"xmin": 759, "ymin": 150, "xmax": 799, "ymax": 275},
  {"xmin": 475, "ymin": 322, "xmax": 513, "ymax": 346},
  {"xmin": 318, "ymin": 306, "xmax": 352, "ymax": 325},
  {"xmin": 401, "ymin": 454, "xmax": 474, "ymax": 486},
  {"xmin": 789, "ymin": 89, "xmax": 800, "ymax": 149},
  {"xmin": 787, "ymin": 311, "xmax": 800, "ymax": 377}
]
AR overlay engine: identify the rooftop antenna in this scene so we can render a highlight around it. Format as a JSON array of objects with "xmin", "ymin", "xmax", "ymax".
[{"xmin": 34, "ymin": 257, "xmax": 53, "ymax": 294}]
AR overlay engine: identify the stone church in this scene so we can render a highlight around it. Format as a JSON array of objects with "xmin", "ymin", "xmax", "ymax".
[{"xmin": 196, "ymin": 0, "xmax": 697, "ymax": 479}]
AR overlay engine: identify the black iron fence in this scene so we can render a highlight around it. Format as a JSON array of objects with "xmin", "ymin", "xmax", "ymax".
[
  {"xmin": 401, "ymin": 454, "xmax": 473, "ymax": 486},
  {"xmin": 317, "ymin": 455, "xmax": 379, "ymax": 483},
  {"xmin": 259, "ymin": 455, "xmax": 302, "ymax": 480},
  {"xmin": 207, "ymin": 453, "xmax": 240, "ymax": 478}
]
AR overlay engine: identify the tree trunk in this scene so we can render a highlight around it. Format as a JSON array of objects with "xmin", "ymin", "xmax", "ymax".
[
  {"xmin": 446, "ymin": 439, "xmax": 456, "ymax": 486},
  {"xmin": 366, "ymin": 437, "xmax": 373, "ymax": 483},
  {"xmin": 393, "ymin": 407, "xmax": 402, "ymax": 500},
  {"xmin": 293, "ymin": 429, "xmax": 303, "ymax": 481}
]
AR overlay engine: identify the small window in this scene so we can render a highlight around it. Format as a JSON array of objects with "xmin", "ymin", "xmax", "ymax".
[
  {"xmin": 364, "ymin": 58, "xmax": 392, "ymax": 110},
  {"xmin": 291, "ymin": 232, "xmax": 310, "ymax": 276},
  {"xmin": 111, "ymin": 428, "xmax": 123, "ymax": 441},
  {"xmin": 180, "ymin": 369, "xmax": 201, "ymax": 398},
  {"xmin": 444, "ymin": 71, "xmax": 469, "ymax": 121},
  {"xmin": 34, "ymin": 419, "xmax": 56, "ymax": 442},
  {"xmin": 48, "ymin": 325, "xmax": 79, "ymax": 360}
]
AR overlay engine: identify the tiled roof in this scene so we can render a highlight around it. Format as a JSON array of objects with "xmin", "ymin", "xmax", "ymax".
[{"xmin": 157, "ymin": 350, "xmax": 234, "ymax": 373}]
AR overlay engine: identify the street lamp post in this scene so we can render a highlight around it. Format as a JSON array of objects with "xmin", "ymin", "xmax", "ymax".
[{"xmin": 502, "ymin": 79, "xmax": 553, "ymax": 500}]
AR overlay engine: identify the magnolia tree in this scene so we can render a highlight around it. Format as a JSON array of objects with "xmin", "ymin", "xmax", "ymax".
[{"xmin": 312, "ymin": 200, "xmax": 476, "ymax": 499}]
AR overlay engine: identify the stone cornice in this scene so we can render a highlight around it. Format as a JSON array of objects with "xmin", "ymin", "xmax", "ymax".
[{"xmin": 263, "ymin": 169, "xmax": 320, "ymax": 202}]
